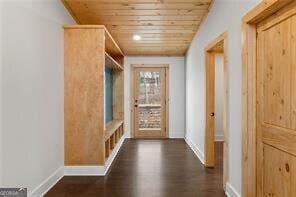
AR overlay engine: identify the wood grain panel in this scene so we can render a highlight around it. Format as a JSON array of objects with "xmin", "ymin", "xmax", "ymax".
[
  {"xmin": 292, "ymin": 15, "xmax": 296, "ymax": 130},
  {"xmin": 205, "ymin": 51, "xmax": 215, "ymax": 167},
  {"xmin": 262, "ymin": 124, "xmax": 296, "ymax": 156},
  {"xmin": 120, "ymin": 39, "xmax": 193, "ymax": 42},
  {"xmin": 62, "ymin": 0, "xmax": 213, "ymax": 56},
  {"xmin": 111, "ymin": 33, "xmax": 195, "ymax": 37},
  {"xmin": 79, "ymin": 15, "xmax": 204, "ymax": 21},
  {"xmin": 256, "ymin": 6, "xmax": 296, "ymax": 196},
  {"xmin": 105, "ymin": 52, "xmax": 123, "ymax": 71},
  {"xmin": 263, "ymin": 144, "xmax": 296, "ymax": 197},
  {"xmin": 120, "ymin": 43, "xmax": 189, "ymax": 47},
  {"xmin": 107, "ymin": 25, "xmax": 197, "ymax": 30},
  {"xmin": 67, "ymin": 0, "xmax": 211, "ymax": 3},
  {"xmin": 104, "ymin": 120, "xmax": 124, "ymax": 141},
  {"xmin": 75, "ymin": 9, "xmax": 207, "ymax": 16},
  {"xmin": 64, "ymin": 27, "xmax": 105, "ymax": 165},
  {"xmin": 67, "ymin": 2, "xmax": 211, "ymax": 10},
  {"xmin": 64, "ymin": 25, "xmax": 124, "ymax": 166},
  {"xmin": 117, "ymin": 37, "xmax": 193, "ymax": 41},
  {"xmin": 242, "ymin": 1, "xmax": 295, "ymax": 196},
  {"xmin": 107, "ymin": 29, "xmax": 196, "ymax": 34},
  {"xmin": 80, "ymin": 20, "xmax": 201, "ymax": 26},
  {"xmin": 261, "ymin": 18, "xmax": 292, "ymax": 129}
]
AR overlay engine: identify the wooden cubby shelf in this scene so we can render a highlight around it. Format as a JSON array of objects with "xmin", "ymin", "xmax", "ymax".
[
  {"xmin": 104, "ymin": 120, "xmax": 124, "ymax": 159},
  {"xmin": 105, "ymin": 120, "xmax": 124, "ymax": 141},
  {"xmin": 105, "ymin": 52, "xmax": 123, "ymax": 71}
]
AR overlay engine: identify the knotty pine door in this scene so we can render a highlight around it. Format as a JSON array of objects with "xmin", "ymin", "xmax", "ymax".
[{"xmin": 256, "ymin": 4, "xmax": 296, "ymax": 196}]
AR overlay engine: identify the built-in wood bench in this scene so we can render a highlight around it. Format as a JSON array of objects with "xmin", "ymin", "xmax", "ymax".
[{"xmin": 104, "ymin": 120, "xmax": 124, "ymax": 159}]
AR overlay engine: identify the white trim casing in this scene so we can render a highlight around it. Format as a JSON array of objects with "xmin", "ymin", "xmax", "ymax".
[
  {"xmin": 169, "ymin": 131, "xmax": 185, "ymax": 138},
  {"xmin": 226, "ymin": 182, "xmax": 241, "ymax": 197},
  {"xmin": 126, "ymin": 131, "xmax": 185, "ymax": 139},
  {"xmin": 104, "ymin": 135, "xmax": 125, "ymax": 174},
  {"xmin": 215, "ymin": 134, "xmax": 224, "ymax": 141},
  {"xmin": 184, "ymin": 136, "xmax": 205, "ymax": 164},
  {"xmin": 64, "ymin": 166, "xmax": 105, "ymax": 176},
  {"xmin": 29, "ymin": 167, "xmax": 64, "ymax": 197}
]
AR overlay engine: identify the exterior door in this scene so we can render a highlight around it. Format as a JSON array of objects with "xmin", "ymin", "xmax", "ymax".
[
  {"xmin": 132, "ymin": 65, "xmax": 168, "ymax": 138},
  {"xmin": 256, "ymin": 6, "xmax": 296, "ymax": 196}
]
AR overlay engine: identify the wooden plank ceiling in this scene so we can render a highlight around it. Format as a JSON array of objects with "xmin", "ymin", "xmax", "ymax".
[{"xmin": 62, "ymin": 0, "xmax": 213, "ymax": 56}]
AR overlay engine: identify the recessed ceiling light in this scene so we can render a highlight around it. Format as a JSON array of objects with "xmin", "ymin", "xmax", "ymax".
[{"xmin": 133, "ymin": 35, "xmax": 141, "ymax": 41}]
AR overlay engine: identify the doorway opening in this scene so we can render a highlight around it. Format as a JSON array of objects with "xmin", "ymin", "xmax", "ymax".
[
  {"xmin": 204, "ymin": 32, "xmax": 228, "ymax": 190},
  {"xmin": 131, "ymin": 64, "xmax": 169, "ymax": 138}
]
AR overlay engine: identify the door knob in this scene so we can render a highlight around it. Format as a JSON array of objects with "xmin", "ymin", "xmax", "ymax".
[
  {"xmin": 134, "ymin": 104, "xmax": 138, "ymax": 108},
  {"xmin": 210, "ymin": 112, "xmax": 215, "ymax": 117}
]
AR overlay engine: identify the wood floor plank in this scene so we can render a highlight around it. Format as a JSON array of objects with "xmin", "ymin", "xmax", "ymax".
[{"xmin": 45, "ymin": 139, "xmax": 225, "ymax": 197}]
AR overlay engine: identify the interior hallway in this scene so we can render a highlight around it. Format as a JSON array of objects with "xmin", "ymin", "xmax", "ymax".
[{"xmin": 46, "ymin": 140, "xmax": 224, "ymax": 197}]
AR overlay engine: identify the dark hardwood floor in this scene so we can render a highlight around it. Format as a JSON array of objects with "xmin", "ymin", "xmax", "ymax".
[{"xmin": 46, "ymin": 139, "xmax": 225, "ymax": 197}]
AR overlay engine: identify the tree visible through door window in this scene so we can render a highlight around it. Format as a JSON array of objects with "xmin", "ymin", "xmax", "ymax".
[{"xmin": 138, "ymin": 71, "xmax": 161, "ymax": 129}]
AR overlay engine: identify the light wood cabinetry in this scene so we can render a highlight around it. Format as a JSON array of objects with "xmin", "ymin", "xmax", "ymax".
[{"xmin": 64, "ymin": 25, "xmax": 124, "ymax": 166}]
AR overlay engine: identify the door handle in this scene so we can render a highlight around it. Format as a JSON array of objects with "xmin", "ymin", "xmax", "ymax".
[
  {"xmin": 134, "ymin": 104, "xmax": 138, "ymax": 108},
  {"xmin": 210, "ymin": 112, "xmax": 215, "ymax": 117}
]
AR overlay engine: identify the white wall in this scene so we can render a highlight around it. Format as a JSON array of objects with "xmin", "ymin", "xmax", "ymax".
[
  {"xmin": 185, "ymin": 0, "xmax": 260, "ymax": 195},
  {"xmin": 124, "ymin": 57, "xmax": 185, "ymax": 138},
  {"xmin": 215, "ymin": 54, "xmax": 224, "ymax": 141},
  {"xmin": 0, "ymin": 0, "xmax": 74, "ymax": 194},
  {"xmin": 0, "ymin": 0, "xmax": 3, "ymax": 187}
]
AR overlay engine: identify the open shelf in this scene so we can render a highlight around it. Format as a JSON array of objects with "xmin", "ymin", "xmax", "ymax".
[
  {"xmin": 104, "ymin": 119, "xmax": 124, "ymax": 142},
  {"xmin": 104, "ymin": 119, "xmax": 124, "ymax": 159},
  {"xmin": 104, "ymin": 28, "xmax": 124, "ymax": 58},
  {"xmin": 64, "ymin": 25, "xmax": 124, "ymax": 64},
  {"xmin": 103, "ymin": 27, "xmax": 124, "ymax": 161},
  {"xmin": 105, "ymin": 52, "xmax": 123, "ymax": 71}
]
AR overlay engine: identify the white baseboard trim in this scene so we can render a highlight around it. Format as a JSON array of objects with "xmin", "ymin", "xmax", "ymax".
[
  {"xmin": 104, "ymin": 135, "xmax": 125, "ymax": 174},
  {"xmin": 126, "ymin": 132, "xmax": 185, "ymax": 139},
  {"xmin": 184, "ymin": 137, "xmax": 205, "ymax": 164},
  {"xmin": 64, "ymin": 165, "xmax": 105, "ymax": 176},
  {"xmin": 169, "ymin": 132, "xmax": 185, "ymax": 138},
  {"xmin": 29, "ymin": 166, "xmax": 64, "ymax": 197},
  {"xmin": 31, "ymin": 137, "xmax": 125, "ymax": 196},
  {"xmin": 125, "ymin": 132, "xmax": 131, "ymax": 138},
  {"xmin": 225, "ymin": 182, "xmax": 241, "ymax": 197},
  {"xmin": 64, "ymin": 137, "xmax": 126, "ymax": 176},
  {"xmin": 215, "ymin": 134, "xmax": 224, "ymax": 141}
]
